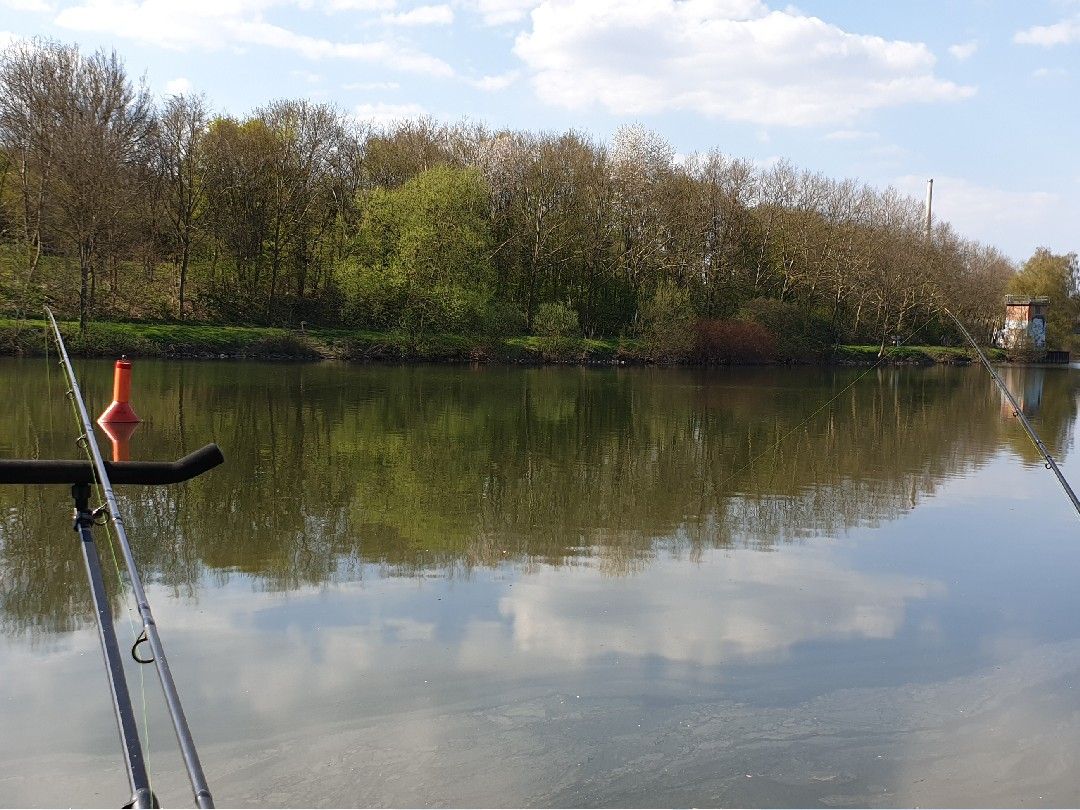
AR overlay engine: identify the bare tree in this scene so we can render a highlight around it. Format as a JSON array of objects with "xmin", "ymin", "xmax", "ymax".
[
  {"xmin": 0, "ymin": 38, "xmax": 78, "ymax": 319},
  {"xmin": 6, "ymin": 42, "xmax": 154, "ymax": 329},
  {"xmin": 156, "ymin": 92, "xmax": 209, "ymax": 319}
]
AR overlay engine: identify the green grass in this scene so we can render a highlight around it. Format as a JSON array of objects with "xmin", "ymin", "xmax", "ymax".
[
  {"xmin": 0, "ymin": 318, "xmax": 1011, "ymax": 366},
  {"xmin": 0, "ymin": 319, "xmax": 324, "ymax": 359},
  {"xmin": 836, "ymin": 344, "xmax": 1007, "ymax": 364},
  {"xmin": 0, "ymin": 318, "xmax": 647, "ymax": 363}
]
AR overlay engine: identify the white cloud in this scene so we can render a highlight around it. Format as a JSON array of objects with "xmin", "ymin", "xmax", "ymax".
[
  {"xmin": 290, "ymin": 68, "xmax": 323, "ymax": 83},
  {"xmin": 471, "ymin": 0, "xmax": 541, "ymax": 25},
  {"xmin": 469, "ymin": 70, "xmax": 519, "ymax": 91},
  {"xmin": 53, "ymin": 0, "xmax": 454, "ymax": 77},
  {"xmin": 948, "ymin": 39, "xmax": 977, "ymax": 60},
  {"xmin": 1015, "ymin": 16, "xmax": 1080, "ymax": 47},
  {"xmin": 896, "ymin": 174, "xmax": 1061, "ymax": 257},
  {"xmin": 353, "ymin": 100, "xmax": 425, "ymax": 125},
  {"xmin": 382, "ymin": 3, "xmax": 452, "ymax": 25},
  {"xmin": 325, "ymin": 0, "xmax": 395, "ymax": 9},
  {"xmin": 513, "ymin": 0, "xmax": 975, "ymax": 127},
  {"xmin": 824, "ymin": 129, "xmax": 877, "ymax": 141},
  {"xmin": 2, "ymin": 0, "xmax": 54, "ymax": 11},
  {"xmin": 343, "ymin": 79, "xmax": 400, "ymax": 90},
  {"xmin": 1032, "ymin": 66, "xmax": 1068, "ymax": 79},
  {"xmin": 164, "ymin": 76, "xmax": 193, "ymax": 94}
]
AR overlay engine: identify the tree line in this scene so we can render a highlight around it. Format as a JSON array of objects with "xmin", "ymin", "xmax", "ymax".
[{"xmin": 0, "ymin": 38, "xmax": 1066, "ymax": 356}]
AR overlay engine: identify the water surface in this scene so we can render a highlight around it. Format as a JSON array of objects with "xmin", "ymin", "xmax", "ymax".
[{"xmin": 2, "ymin": 359, "xmax": 1080, "ymax": 807}]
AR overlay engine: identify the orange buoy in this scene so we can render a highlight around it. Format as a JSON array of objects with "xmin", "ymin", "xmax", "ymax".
[{"xmin": 97, "ymin": 357, "xmax": 141, "ymax": 424}]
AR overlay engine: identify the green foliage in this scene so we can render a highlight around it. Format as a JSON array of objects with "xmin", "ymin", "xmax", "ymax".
[
  {"xmin": 533, "ymin": 302, "xmax": 580, "ymax": 338},
  {"xmin": 482, "ymin": 299, "xmax": 527, "ymax": 338},
  {"xmin": 0, "ymin": 318, "xmax": 322, "ymax": 358},
  {"xmin": 1007, "ymin": 248, "xmax": 1080, "ymax": 350},
  {"xmin": 0, "ymin": 39, "xmax": 1020, "ymax": 352},
  {"xmin": 738, "ymin": 298, "xmax": 837, "ymax": 361},
  {"xmin": 529, "ymin": 302, "xmax": 581, "ymax": 360},
  {"xmin": 340, "ymin": 165, "xmax": 495, "ymax": 334},
  {"xmin": 639, "ymin": 279, "xmax": 696, "ymax": 360},
  {"xmin": 836, "ymin": 344, "xmax": 1005, "ymax": 365}
]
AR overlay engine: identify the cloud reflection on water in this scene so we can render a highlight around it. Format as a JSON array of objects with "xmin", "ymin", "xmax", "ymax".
[{"xmin": 498, "ymin": 546, "xmax": 941, "ymax": 666}]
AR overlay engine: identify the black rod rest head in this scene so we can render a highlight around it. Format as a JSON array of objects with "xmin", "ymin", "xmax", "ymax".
[{"xmin": 0, "ymin": 444, "xmax": 225, "ymax": 487}]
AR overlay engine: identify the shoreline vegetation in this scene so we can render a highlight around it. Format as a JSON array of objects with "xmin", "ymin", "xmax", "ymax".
[
  {"xmin": 1, "ymin": 41, "xmax": 1073, "ymax": 367},
  {"xmin": 0, "ymin": 318, "xmax": 1004, "ymax": 366}
]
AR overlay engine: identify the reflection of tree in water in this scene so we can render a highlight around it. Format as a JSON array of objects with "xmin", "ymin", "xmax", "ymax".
[{"xmin": 1, "ymin": 360, "xmax": 1077, "ymax": 634}]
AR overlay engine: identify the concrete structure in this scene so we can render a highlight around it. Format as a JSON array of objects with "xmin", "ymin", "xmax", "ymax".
[{"xmin": 997, "ymin": 295, "xmax": 1049, "ymax": 350}]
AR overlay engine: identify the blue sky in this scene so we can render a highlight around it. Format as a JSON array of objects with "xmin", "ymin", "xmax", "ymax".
[{"xmin": 1, "ymin": 0, "xmax": 1077, "ymax": 260}]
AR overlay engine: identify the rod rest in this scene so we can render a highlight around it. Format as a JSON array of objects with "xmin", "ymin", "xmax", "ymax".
[{"xmin": 0, "ymin": 443, "xmax": 224, "ymax": 486}]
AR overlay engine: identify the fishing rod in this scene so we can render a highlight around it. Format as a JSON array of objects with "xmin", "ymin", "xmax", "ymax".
[
  {"xmin": 943, "ymin": 306, "xmax": 1080, "ymax": 520},
  {"xmin": 0, "ymin": 308, "xmax": 222, "ymax": 808}
]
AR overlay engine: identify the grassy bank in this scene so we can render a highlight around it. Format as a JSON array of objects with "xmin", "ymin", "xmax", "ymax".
[
  {"xmin": 0, "ymin": 318, "xmax": 1005, "ymax": 365},
  {"xmin": 0, "ymin": 318, "xmax": 644, "ymax": 363},
  {"xmin": 835, "ymin": 344, "xmax": 1007, "ymax": 365}
]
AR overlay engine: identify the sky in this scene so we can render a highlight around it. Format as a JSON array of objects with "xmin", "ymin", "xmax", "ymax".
[{"xmin": 0, "ymin": 0, "xmax": 1077, "ymax": 260}]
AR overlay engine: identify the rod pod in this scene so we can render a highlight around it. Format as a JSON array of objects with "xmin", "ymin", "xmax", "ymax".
[
  {"xmin": 72, "ymin": 483, "xmax": 158, "ymax": 809},
  {"xmin": 42, "ymin": 309, "xmax": 216, "ymax": 808}
]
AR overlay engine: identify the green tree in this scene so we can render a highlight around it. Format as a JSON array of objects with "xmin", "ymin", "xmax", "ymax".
[
  {"xmin": 1007, "ymin": 248, "xmax": 1080, "ymax": 349},
  {"xmin": 340, "ymin": 164, "xmax": 495, "ymax": 334},
  {"xmin": 640, "ymin": 279, "xmax": 695, "ymax": 360}
]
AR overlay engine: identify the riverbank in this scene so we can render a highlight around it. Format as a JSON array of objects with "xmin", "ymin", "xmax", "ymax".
[{"xmin": 0, "ymin": 318, "xmax": 1003, "ymax": 365}]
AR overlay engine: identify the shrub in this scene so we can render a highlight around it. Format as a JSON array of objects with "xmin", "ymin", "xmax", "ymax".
[
  {"xmin": 640, "ymin": 279, "xmax": 695, "ymax": 361},
  {"xmin": 737, "ymin": 298, "xmax": 836, "ymax": 361},
  {"xmin": 1003, "ymin": 329, "xmax": 1044, "ymax": 363},
  {"xmin": 533, "ymin": 301, "xmax": 579, "ymax": 338},
  {"xmin": 483, "ymin": 299, "xmax": 527, "ymax": 338},
  {"xmin": 246, "ymin": 332, "xmax": 321, "ymax": 358},
  {"xmin": 694, "ymin": 319, "xmax": 777, "ymax": 364}
]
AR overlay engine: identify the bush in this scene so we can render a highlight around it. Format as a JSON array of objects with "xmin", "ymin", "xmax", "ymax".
[
  {"xmin": 483, "ymin": 299, "xmax": 527, "ymax": 337},
  {"xmin": 533, "ymin": 302, "xmax": 579, "ymax": 338},
  {"xmin": 640, "ymin": 279, "xmax": 695, "ymax": 361},
  {"xmin": 1003, "ymin": 330, "xmax": 1044, "ymax": 363},
  {"xmin": 338, "ymin": 257, "xmax": 404, "ymax": 330},
  {"xmin": 694, "ymin": 319, "xmax": 777, "ymax": 364},
  {"xmin": 737, "ymin": 298, "xmax": 836, "ymax": 361}
]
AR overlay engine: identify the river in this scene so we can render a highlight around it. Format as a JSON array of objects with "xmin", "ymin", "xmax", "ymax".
[{"xmin": 2, "ymin": 358, "xmax": 1080, "ymax": 807}]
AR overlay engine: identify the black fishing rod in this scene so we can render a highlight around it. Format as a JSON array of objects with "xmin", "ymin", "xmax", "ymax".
[
  {"xmin": 0, "ymin": 309, "xmax": 222, "ymax": 808},
  {"xmin": 943, "ymin": 306, "xmax": 1080, "ymax": 520}
]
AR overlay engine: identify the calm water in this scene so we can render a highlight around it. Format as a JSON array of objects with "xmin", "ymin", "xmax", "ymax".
[{"xmin": 2, "ymin": 358, "xmax": 1080, "ymax": 807}]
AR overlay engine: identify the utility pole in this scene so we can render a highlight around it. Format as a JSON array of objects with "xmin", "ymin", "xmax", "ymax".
[{"xmin": 925, "ymin": 178, "xmax": 933, "ymax": 238}]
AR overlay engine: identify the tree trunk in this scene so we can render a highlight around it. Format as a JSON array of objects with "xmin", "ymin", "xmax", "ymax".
[
  {"xmin": 79, "ymin": 242, "xmax": 93, "ymax": 332},
  {"xmin": 178, "ymin": 237, "xmax": 190, "ymax": 321}
]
